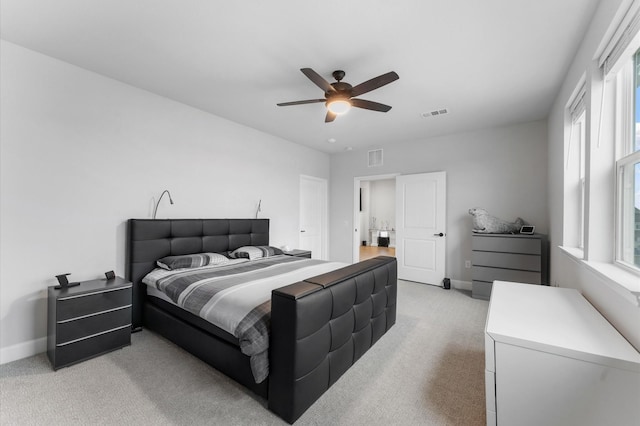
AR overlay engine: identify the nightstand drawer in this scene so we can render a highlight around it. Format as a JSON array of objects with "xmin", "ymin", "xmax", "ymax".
[
  {"xmin": 54, "ymin": 326, "xmax": 130, "ymax": 369},
  {"xmin": 57, "ymin": 287, "xmax": 131, "ymax": 321},
  {"xmin": 57, "ymin": 306, "xmax": 131, "ymax": 344},
  {"xmin": 284, "ymin": 249, "xmax": 312, "ymax": 258}
]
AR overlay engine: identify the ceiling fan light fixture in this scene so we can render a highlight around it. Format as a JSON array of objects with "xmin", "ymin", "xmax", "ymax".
[
  {"xmin": 327, "ymin": 98, "xmax": 351, "ymax": 115},
  {"xmin": 277, "ymin": 68, "xmax": 398, "ymax": 121}
]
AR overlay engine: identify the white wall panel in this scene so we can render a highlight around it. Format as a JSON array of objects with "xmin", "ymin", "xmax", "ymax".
[
  {"xmin": 0, "ymin": 41, "xmax": 330, "ymax": 362},
  {"xmin": 330, "ymin": 120, "xmax": 549, "ymax": 284}
]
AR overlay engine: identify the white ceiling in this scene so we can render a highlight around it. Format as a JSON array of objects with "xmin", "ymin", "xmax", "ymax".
[{"xmin": 1, "ymin": 0, "xmax": 600, "ymax": 154}]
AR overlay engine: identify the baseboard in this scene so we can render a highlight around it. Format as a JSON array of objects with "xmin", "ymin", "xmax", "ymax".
[
  {"xmin": 451, "ymin": 279, "xmax": 472, "ymax": 291},
  {"xmin": 0, "ymin": 337, "xmax": 47, "ymax": 365}
]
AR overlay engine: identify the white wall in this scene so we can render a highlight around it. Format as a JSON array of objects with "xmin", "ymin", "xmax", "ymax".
[
  {"xmin": 547, "ymin": 0, "xmax": 640, "ymax": 350},
  {"xmin": 330, "ymin": 120, "xmax": 549, "ymax": 285},
  {"xmin": 0, "ymin": 41, "xmax": 330, "ymax": 363}
]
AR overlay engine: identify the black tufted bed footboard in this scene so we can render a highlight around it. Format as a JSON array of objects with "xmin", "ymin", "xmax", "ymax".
[
  {"xmin": 269, "ymin": 256, "xmax": 397, "ymax": 422},
  {"xmin": 127, "ymin": 219, "xmax": 397, "ymax": 423}
]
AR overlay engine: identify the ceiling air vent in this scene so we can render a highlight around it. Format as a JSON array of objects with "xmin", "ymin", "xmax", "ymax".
[
  {"xmin": 421, "ymin": 108, "xmax": 449, "ymax": 118},
  {"xmin": 368, "ymin": 149, "xmax": 383, "ymax": 167}
]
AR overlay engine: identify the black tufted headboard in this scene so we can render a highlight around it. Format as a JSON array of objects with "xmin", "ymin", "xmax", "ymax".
[{"xmin": 126, "ymin": 218, "xmax": 269, "ymax": 328}]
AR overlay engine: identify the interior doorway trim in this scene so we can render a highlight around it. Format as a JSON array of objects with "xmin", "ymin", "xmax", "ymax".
[
  {"xmin": 300, "ymin": 174, "xmax": 328, "ymax": 260},
  {"xmin": 353, "ymin": 173, "xmax": 400, "ymax": 263}
]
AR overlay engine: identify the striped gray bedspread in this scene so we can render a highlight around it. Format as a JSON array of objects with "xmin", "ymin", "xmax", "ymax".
[{"xmin": 142, "ymin": 255, "xmax": 346, "ymax": 383}]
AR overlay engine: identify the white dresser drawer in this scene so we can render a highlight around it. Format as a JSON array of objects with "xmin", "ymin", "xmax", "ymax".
[{"xmin": 485, "ymin": 369, "xmax": 496, "ymax": 413}]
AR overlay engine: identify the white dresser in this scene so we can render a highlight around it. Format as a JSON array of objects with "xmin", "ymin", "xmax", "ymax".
[{"xmin": 484, "ymin": 281, "xmax": 640, "ymax": 426}]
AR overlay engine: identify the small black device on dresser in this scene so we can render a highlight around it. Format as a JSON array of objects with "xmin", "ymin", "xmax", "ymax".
[
  {"xmin": 54, "ymin": 273, "xmax": 80, "ymax": 289},
  {"xmin": 47, "ymin": 276, "xmax": 132, "ymax": 370},
  {"xmin": 283, "ymin": 249, "xmax": 312, "ymax": 258}
]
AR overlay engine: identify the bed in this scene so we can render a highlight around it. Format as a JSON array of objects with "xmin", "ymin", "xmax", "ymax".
[{"xmin": 126, "ymin": 218, "xmax": 397, "ymax": 423}]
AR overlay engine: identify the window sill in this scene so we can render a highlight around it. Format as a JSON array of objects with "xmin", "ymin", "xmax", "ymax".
[
  {"xmin": 558, "ymin": 246, "xmax": 584, "ymax": 260},
  {"xmin": 559, "ymin": 246, "xmax": 640, "ymax": 307}
]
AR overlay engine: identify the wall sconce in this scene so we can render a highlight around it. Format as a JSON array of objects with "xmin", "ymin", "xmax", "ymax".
[
  {"xmin": 152, "ymin": 190, "xmax": 174, "ymax": 219},
  {"xmin": 255, "ymin": 199, "xmax": 262, "ymax": 219}
]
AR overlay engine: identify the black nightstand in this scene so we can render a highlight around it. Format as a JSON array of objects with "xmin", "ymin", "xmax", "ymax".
[
  {"xmin": 284, "ymin": 249, "xmax": 312, "ymax": 258},
  {"xmin": 47, "ymin": 277, "xmax": 132, "ymax": 370}
]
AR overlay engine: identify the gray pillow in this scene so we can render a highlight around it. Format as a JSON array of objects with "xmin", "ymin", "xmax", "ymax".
[
  {"xmin": 228, "ymin": 246, "xmax": 283, "ymax": 260},
  {"xmin": 157, "ymin": 253, "xmax": 229, "ymax": 270}
]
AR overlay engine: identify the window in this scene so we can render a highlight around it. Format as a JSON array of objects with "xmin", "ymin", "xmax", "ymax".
[
  {"xmin": 615, "ymin": 49, "xmax": 640, "ymax": 269},
  {"xmin": 561, "ymin": 0, "xmax": 640, "ymax": 285},
  {"xmin": 577, "ymin": 111, "xmax": 586, "ymax": 249},
  {"xmin": 564, "ymin": 84, "xmax": 586, "ymax": 251},
  {"xmin": 596, "ymin": 0, "xmax": 640, "ymax": 275}
]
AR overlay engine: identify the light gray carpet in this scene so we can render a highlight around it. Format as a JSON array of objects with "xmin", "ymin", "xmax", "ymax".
[{"xmin": 0, "ymin": 281, "xmax": 489, "ymax": 425}]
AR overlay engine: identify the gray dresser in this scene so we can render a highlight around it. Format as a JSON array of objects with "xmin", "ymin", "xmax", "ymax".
[{"xmin": 471, "ymin": 233, "xmax": 548, "ymax": 300}]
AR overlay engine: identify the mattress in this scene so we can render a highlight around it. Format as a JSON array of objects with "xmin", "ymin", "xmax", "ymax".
[
  {"xmin": 145, "ymin": 293, "xmax": 239, "ymax": 346},
  {"xmin": 142, "ymin": 255, "xmax": 347, "ymax": 382}
]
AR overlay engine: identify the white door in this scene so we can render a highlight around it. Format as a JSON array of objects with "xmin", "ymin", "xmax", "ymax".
[
  {"xmin": 395, "ymin": 172, "xmax": 446, "ymax": 285},
  {"xmin": 299, "ymin": 175, "xmax": 327, "ymax": 259}
]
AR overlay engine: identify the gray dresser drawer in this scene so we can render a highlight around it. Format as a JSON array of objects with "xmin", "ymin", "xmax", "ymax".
[
  {"xmin": 472, "ymin": 280, "xmax": 493, "ymax": 300},
  {"xmin": 472, "ymin": 236, "xmax": 541, "ymax": 255},
  {"xmin": 472, "ymin": 251, "xmax": 541, "ymax": 272},
  {"xmin": 472, "ymin": 266, "xmax": 541, "ymax": 285}
]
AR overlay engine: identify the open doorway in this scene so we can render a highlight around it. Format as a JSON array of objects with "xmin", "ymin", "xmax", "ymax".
[
  {"xmin": 354, "ymin": 172, "xmax": 447, "ymax": 286},
  {"xmin": 356, "ymin": 175, "xmax": 397, "ymax": 262}
]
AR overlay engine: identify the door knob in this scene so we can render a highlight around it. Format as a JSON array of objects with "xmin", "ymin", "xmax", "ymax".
[
  {"xmin": 433, "ymin": 232, "xmax": 444, "ymax": 237},
  {"xmin": 300, "ymin": 230, "xmax": 306, "ymax": 233}
]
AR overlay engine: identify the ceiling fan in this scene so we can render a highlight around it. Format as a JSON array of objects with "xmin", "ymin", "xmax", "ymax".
[{"xmin": 277, "ymin": 68, "xmax": 399, "ymax": 122}]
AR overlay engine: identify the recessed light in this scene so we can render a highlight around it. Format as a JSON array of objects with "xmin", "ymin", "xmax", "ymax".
[{"xmin": 328, "ymin": 138, "xmax": 336, "ymax": 144}]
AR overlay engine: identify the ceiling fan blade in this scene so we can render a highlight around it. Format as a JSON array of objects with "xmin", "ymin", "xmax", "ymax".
[
  {"xmin": 351, "ymin": 98, "xmax": 392, "ymax": 112},
  {"xmin": 325, "ymin": 111, "xmax": 337, "ymax": 122},
  {"xmin": 277, "ymin": 99, "xmax": 325, "ymax": 107},
  {"xmin": 301, "ymin": 68, "xmax": 336, "ymax": 93},
  {"xmin": 350, "ymin": 71, "xmax": 399, "ymax": 97}
]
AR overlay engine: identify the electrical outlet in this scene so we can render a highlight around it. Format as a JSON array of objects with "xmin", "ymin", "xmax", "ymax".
[{"xmin": 465, "ymin": 260, "xmax": 471, "ymax": 268}]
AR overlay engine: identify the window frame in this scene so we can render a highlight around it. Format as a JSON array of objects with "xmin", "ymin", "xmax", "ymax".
[
  {"xmin": 615, "ymin": 150, "xmax": 640, "ymax": 271},
  {"xmin": 563, "ymin": 84, "xmax": 587, "ymax": 254},
  {"xmin": 610, "ymin": 49, "xmax": 640, "ymax": 273},
  {"xmin": 577, "ymin": 112, "xmax": 586, "ymax": 250}
]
